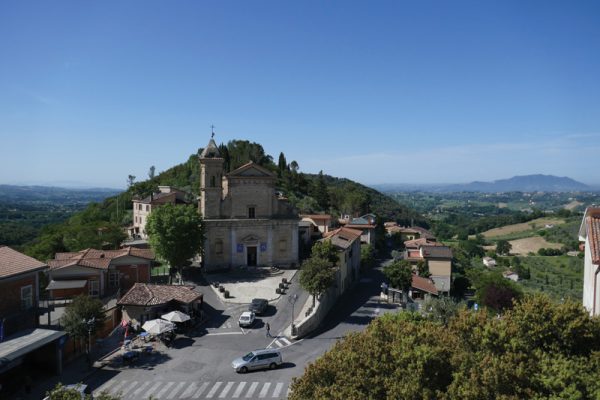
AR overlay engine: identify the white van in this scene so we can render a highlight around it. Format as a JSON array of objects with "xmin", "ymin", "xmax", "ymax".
[{"xmin": 231, "ymin": 349, "xmax": 282, "ymax": 373}]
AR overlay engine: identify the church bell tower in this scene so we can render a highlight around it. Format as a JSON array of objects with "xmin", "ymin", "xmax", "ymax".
[{"xmin": 198, "ymin": 134, "xmax": 223, "ymax": 218}]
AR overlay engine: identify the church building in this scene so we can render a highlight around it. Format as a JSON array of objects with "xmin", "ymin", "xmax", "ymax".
[{"xmin": 199, "ymin": 137, "xmax": 299, "ymax": 270}]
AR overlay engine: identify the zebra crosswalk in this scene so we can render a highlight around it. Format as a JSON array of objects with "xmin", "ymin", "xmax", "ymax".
[
  {"xmin": 94, "ymin": 379, "xmax": 290, "ymax": 399},
  {"xmin": 267, "ymin": 336, "xmax": 292, "ymax": 349}
]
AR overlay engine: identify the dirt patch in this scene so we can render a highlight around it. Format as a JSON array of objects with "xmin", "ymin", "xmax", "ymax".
[
  {"xmin": 564, "ymin": 200, "xmax": 583, "ymax": 210},
  {"xmin": 482, "ymin": 217, "xmax": 565, "ymax": 238},
  {"xmin": 509, "ymin": 237, "xmax": 562, "ymax": 255}
]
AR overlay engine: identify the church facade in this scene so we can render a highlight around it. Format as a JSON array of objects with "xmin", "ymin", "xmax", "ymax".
[{"xmin": 199, "ymin": 138, "xmax": 299, "ymax": 270}]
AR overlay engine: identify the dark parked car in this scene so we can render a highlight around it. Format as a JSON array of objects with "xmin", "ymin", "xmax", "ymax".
[{"xmin": 248, "ymin": 298, "xmax": 268, "ymax": 315}]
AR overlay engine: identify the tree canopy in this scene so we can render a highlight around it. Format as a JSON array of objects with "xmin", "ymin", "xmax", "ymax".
[
  {"xmin": 290, "ymin": 294, "xmax": 600, "ymax": 400},
  {"xmin": 61, "ymin": 295, "xmax": 106, "ymax": 341},
  {"xmin": 299, "ymin": 241, "xmax": 339, "ymax": 307},
  {"xmin": 146, "ymin": 203, "xmax": 204, "ymax": 283}
]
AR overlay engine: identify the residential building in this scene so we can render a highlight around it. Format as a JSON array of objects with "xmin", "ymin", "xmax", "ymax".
[
  {"xmin": 502, "ymin": 271, "xmax": 519, "ymax": 282},
  {"xmin": 0, "ymin": 246, "xmax": 47, "ymax": 336},
  {"xmin": 47, "ymin": 247, "xmax": 154, "ymax": 299},
  {"xmin": 404, "ymin": 239, "xmax": 452, "ymax": 295},
  {"xmin": 323, "ymin": 227, "xmax": 362, "ymax": 294},
  {"xmin": 387, "ymin": 225, "xmax": 436, "ymax": 241},
  {"xmin": 483, "ymin": 256, "xmax": 497, "ymax": 268},
  {"xmin": 300, "ymin": 214, "xmax": 333, "ymax": 237},
  {"xmin": 130, "ymin": 186, "xmax": 191, "ymax": 239},
  {"xmin": 341, "ymin": 214, "xmax": 377, "ymax": 245},
  {"xmin": 0, "ymin": 247, "xmax": 66, "ymax": 386},
  {"xmin": 579, "ymin": 207, "xmax": 600, "ymax": 316},
  {"xmin": 118, "ymin": 283, "xmax": 203, "ymax": 327},
  {"xmin": 199, "ymin": 137, "xmax": 299, "ymax": 270}
]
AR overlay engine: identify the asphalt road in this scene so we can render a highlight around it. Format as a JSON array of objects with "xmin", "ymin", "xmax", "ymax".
[{"xmin": 85, "ymin": 264, "xmax": 397, "ymax": 399}]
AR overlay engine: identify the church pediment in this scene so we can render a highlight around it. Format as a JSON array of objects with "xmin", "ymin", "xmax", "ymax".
[
  {"xmin": 241, "ymin": 234, "xmax": 261, "ymax": 243},
  {"xmin": 227, "ymin": 162, "xmax": 276, "ymax": 178}
]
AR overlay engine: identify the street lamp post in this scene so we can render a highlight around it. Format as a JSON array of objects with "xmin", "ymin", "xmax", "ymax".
[
  {"xmin": 83, "ymin": 317, "xmax": 95, "ymax": 367},
  {"xmin": 288, "ymin": 294, "xmax": 298, "ymax": 336}
]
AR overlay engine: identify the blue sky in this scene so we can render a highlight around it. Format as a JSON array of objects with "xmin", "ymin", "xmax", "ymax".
[{"xmin": 1, "ymin": 1, "xmax": 599, "ymax": 188}]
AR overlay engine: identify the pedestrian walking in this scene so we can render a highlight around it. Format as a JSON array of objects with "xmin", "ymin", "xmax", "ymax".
[{"xmin": 265, "ymin": 322, "xmax": 271, "ymax": 338}]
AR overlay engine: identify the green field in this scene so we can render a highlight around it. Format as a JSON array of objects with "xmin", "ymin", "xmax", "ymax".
[{"xmin": 517, "ymin": 256, "xmax": 582, "ymax": 301}]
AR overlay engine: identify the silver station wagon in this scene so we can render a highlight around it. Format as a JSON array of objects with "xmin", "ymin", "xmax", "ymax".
[{"xmin": 232, "ymin": 349, "xmax": 282, "ymax": 373}]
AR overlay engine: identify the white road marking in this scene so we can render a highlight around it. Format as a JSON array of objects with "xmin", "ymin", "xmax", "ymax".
[
  {"xmin": 120, "ymin": 381, "xmax": 137, "ymax": 396},
  {"xmin": 132, "ymin": 381, "xmax": 152, "ymax": 397},
  {"xmin": 258, "ymin": 382, "xmax": 271, "ymax": 398},
  {"xmin": 272, "ymin": 382, "xmax": 284, "ymax": 398},
  {"xmin": 205, "ymin": 332, "xmax": 244, "ymax": 336},
  {"xmin": 142, "ymin": 381, "xmax": 163, "ymax": 398},
  {"xmin": 232, "ymin": 382, "xmax": 247, "ymax": 398},
  {"xmin": 179, "ymin": 382, "xmax": 197, "ymax": 398},
  {"xmin": 95, "ymin": 379, "xmax": 117, "ymax": 394},
  {"xmin": 110, "ymin": 380, "xmax": 128, "ymax": 395},
  {"xmin": 218, "ymin": 381, "xmax": 235, "ymax": 398},
  {"xmin": 192, "ymin": 382, "xmax": 210, "ymax": 399},
  {"xmin": 205, "ymin": 381, "xmax": 222, "ymax": 398},
  {"xmin": 245, "ymin": 382, "xmax": 259, "ymax": 398},
  {"xmin": 156, "ymin": 381, "xmax": 175, "ymax": 398},
  {"xmin": 167, "ymin": 382, "xmax": 186, "ymax": 399}
]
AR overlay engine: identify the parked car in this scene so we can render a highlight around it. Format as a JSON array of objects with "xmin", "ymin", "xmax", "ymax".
[
  {"xmin": 238, "ymin": 311, "xmax": 255, "ymax": 327},
  {"xmin": 248, "ymin": 298, "xmax": 268, "ymax": 315},
  {"xmin": 232, "ymin": 349, "xmax": 283, "ymax": 373}
]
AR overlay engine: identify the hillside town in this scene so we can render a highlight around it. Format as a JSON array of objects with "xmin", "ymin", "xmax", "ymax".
[
  {"xmin": 2, "ymin": 2, "xmax": 600, "ymax": 399},
  {"xmin": 1, "ymin": 133, "xmax": 599, "ymax": 400}
]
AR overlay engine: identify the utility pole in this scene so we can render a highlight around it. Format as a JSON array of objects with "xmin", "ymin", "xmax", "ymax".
[{"xmin": 288, "ymin": 294, "xmax": 298, "ymax": 336}]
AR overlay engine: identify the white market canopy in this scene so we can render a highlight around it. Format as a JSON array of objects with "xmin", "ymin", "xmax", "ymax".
[
  {"xmin": 161, "ymin": 310, "xmax": 191, "ymax": 323},
  {"xmin": 141, "ymin": 319, "xmax": 174, "ymax": 335}
]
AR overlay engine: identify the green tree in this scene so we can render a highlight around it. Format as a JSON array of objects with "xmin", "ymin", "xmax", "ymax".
[
  {"xmin": 277, "ymin": 152, "xmax": 287, "ymax": 178},
  {"xmin": 422, "ymin": 296, "xmax": 463, "ymax": 326},
  {"xmin": 146, "ymin": 204, "xmax": 204, "ymax": 284},
  {"xmin": 46, "ymin": 383, "xmax": 122, "ymax": 400},
  {"xmin": 313, "ymin": 170, "xmax": 329, "ymax": 210},
  {"xmin": 416, "ymin": 260, "xmax": 430, "ymax": 278},
  {"xmin": 289, "ymin": 295, "xmax": 600, "ymax": 400},
  {"xmin": 360, "ymin": 244, "xmax": 375, "ymax": 270},
  {"xmin": 473, "ymin": 272, "xmax": 522, "ymax": 311},
  {"xmin": 126, "ymin": 174, "xmax": 136, "ymax": 188},
  {"xmin": 310, "ymin": 240, "xmax": 339, "ymax": 267},
  {"xmin": 383, "ymin": 260, "xmax": 413, "ymax": 303},
  {"xmin": 61, "ymin": 295, "xmax": 106, "ymax": 352},
  {"xmin": 148, "ymin": 165, "xmax": 156, "ymax": 180},
  {"xmin": 299, "ymin": 255, "xmax": 337, "ymax": 307},
  {"xmin": 496, "ymin": 239, "xmax": 512, "ymax": 255}
]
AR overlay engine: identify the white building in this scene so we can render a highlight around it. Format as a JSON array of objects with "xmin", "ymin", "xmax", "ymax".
[
  {"xmin": 483, "ymin": 256, "xmax": 497, "ymax": 268},
  {"xmin": 130, "ymin": 186, "xmax": 190, "ymax": 239},
  {"xmin": 579, "ymin": 207, "xmax": 600, "ymax": 316}
]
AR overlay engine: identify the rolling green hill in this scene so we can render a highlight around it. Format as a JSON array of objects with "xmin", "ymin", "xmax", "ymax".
[{"xmin": 23, "ymin": 140, "xmax": 425, "ymax": 261}]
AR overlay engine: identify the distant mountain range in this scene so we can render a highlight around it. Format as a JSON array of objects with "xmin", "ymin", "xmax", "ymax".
[
  {"xmin": 372, "ymin": 175, "xmax": 594, "ymax": 193},
  {"xmin": 0, "ymin": 184, "xmax": 121, "ymax": 203}
]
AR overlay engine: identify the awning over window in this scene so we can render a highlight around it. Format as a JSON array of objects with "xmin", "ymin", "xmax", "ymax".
[{"xmin": 46, "ymin": 280, "xmax": 87, "ymax": 290}]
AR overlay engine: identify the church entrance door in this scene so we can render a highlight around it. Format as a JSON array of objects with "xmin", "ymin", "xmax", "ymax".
[{"xmin": 247, "ymin": 246, "xmax": 257, "ymax": 266}]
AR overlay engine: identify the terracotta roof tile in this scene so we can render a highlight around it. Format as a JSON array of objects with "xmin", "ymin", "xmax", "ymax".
[
  {"xmin": 412, "ymin": 274, "xmax": 438, "ymax": 295},
  {"xmin": 420, "ymin": 245, "xmax": 453, "ymax": 259},
  {"xmin": 118, "ymin": 283, "xmax": 202, "ymax": 306},
  {"xmin": 325, "ymin": 227, "xmax": 362, "ymax": 249},
  {"xmin": 0, "ymin": 246, "xmax": 47, "ymax": 279},
  {"xmin": 404, "ymin": 237, "xmax": 442, "ymax": 248},
  {"xmin": 49, "ymin": 247, "xmax": 154, "ymax": 270},
  {"xmin": 588, "ymin": 215, "xmax": 600, "ymax": 264}
]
